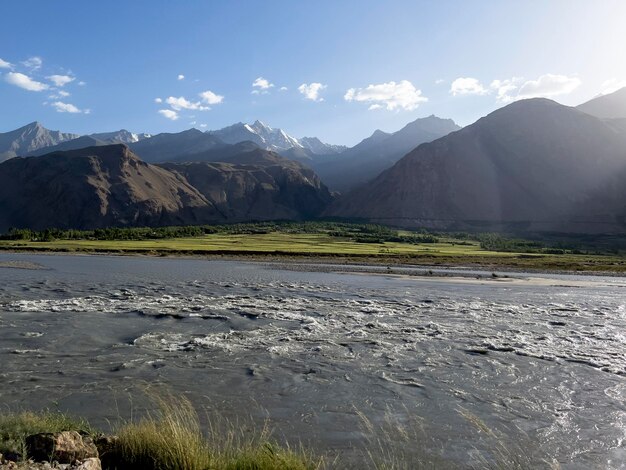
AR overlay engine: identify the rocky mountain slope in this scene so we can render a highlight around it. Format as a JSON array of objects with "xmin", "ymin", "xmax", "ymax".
[
  {"xmin": 328, "ymin": 99, "xmax": 626, "ymax": 234},
  {"xmin": 0, "ymin": 144, "xmax": 333, "ymax": 231},
  {"xmin": 0, "ymin": 122, "xmax": 79, "ymax": 162}
]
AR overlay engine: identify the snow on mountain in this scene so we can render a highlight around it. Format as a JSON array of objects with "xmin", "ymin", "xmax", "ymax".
[
  {"xmin": 90, "ymin": 130, "xmax": 152, "ymax": 144},
  {"xmin": 299, "ymin": 137, "xmax": 347, "ymax": 154},
  {"xmin": 209, "ymin": 120, "xmax": 341, "ymax": 154}
]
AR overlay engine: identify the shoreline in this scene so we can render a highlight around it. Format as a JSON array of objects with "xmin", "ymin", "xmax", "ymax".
[{"xmin": 1, "ymin": 246, "xmax": 625, "ymax": 279}]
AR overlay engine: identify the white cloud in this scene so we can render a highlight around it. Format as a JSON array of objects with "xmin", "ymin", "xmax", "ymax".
[
  {"xmin": 178, "ymin": 74, "xmax": 185, "ymax": 80},
  {"xmin": 298, "ymin": 82, "xmax": 326, "ymax": 102},
  {"xmin": 0, "ymin": 58, "xmax": 12, "ymax": 69},
  {"xmin": 154, "ymin": 97, "xmax": 163, "ymax": 103},
  {"xmin": 165, "ymin": 96, "xmax": 209, "ymax": 111},
  {"xmin": 21, "ymin": 56, "xmax": 42, "ymax": 70},
  {"xmin": 517, "ymin": 74, "xmax": 581, "ymax": 99},
  {"xmin": 47, "ymin": 74, "xmax": 75, "ymax": 87},
  {"xmin": 450, "ymin": 77, "xmax": 488, "ymax": 96},
  {"xmin": 344, "ymin": 80, "xmax": 427, "ymax": 111},
  {"xmin": 253, "ymin": 77, "xmax": 274, "ymax": 90},
  {"xmin": 78, "ymin": 81, "xmax": 86, "ymax": 86},
  {"xmin": 199, "ymin": 123, "xmax": 207, "ymax": 128},
  {"xmin": 368, "ymin": 104, "xmax": 383, "ymax": 110},
  {"xmin": 279, "ymin": 86, "xmax": 288, "ymax": 91},
  {"xmin": 492, "ymin": 74, "xmax": 581, "ymax": 103},
  {"xmin": 600, "ymin": 78, "xmax": 626, "ymax": 95},
  {"xmin": 199, "ymin": 90, "xmax": 224, "ymax": 105},
  {"xmin": 58, "ymin": 90, "xmax": 70, "ymax": 97},
  {"xmin": 158, "ymin": 109, "xmax": 179, "ymax": 120},
  {"xmin": 435, "ymin": 79, "xmax": 445, "ymax": 85},
  {"xmin": 51, "ymin": 101, "xmax": 84, "ymax": 113},
  {"xmin": 490, "ymin": 78, "xmax": 522, "ymax": 102},
  {"xmin": 4, "ymin": 72, "xmax": 49, "ymax": 91}
]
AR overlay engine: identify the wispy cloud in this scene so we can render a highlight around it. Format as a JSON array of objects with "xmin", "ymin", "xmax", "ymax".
[
  {"xmin": 48, "ymin": 90, "xmax": 71, "ymax": 99},
  {"xmin": 158, "ymin": 109, "xmax": 179, "ymax": 120},
  {"xmin": 47, "ymin": 74, "xmax": 75, "ymax": 87},
  {"xmin": 449, "ymin": 77, "xmax": 488, "ymax": 96},
  {"xmin": 21, "ymin": 56, "xmax": 42, "ymax": 70},
  {"xmin": 4, "ymin": 72, "xmax": 49, "ymax": 91},
  {"xmin": 298, "ymin": 82, "xmax": 326, "ymax": 102},
  {"xmin": 344, "ymin": 80, "xmax": 427, "ymax": 111},
  {"xmin": 0, "ymin": 58, "xmax": 12, "ymax": 69},
  {"xmin": 154, "ymin": 97, "xmax": 163, "ymax": 103},
  {"xmin": 51, "ymin": 101, "xmax": 88, "ymax": 114},
  {"xmin": 599, "ymin": 78, "xmax": 626, "ymax": 95}
]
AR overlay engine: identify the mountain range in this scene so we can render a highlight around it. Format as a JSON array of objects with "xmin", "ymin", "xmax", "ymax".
[
  {"xmin": 1, "ymin": 87, "xmax": 625, "ymax": 234},
  {"xmin": 208, "ymin": 120, "xmax": 346, "ymax": 155},
  {"xmin": 328, "ymin": 97, "xmax": 626, "ymax": 233}
]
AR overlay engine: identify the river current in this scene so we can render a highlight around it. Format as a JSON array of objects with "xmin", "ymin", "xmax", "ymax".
[{"xmin": 0, "ymin": 253, "xmax": 625, "ymax": 468}]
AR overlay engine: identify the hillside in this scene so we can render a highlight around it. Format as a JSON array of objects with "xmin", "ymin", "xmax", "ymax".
[
  {"xmin": 328, "ymin": 99, "xmax": 626, "ymax": 234},
  {"xmin": 0, "ymin": 145, "xmax": 333, "ymax": 231}
]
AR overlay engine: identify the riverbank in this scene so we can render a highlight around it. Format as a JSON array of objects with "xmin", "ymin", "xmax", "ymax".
[{"xmin": 1, "ymin": 241, "xmax": 625, "ymax": 274}]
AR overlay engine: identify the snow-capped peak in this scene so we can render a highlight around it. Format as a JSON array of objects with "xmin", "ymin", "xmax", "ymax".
[{"xmin": 208, "ymin": 120, "xmax": 343, "ymax": 154}]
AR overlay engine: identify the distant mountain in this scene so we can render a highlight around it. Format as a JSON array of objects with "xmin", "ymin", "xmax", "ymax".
[
  {"xmin": 577, "ymin": 87, "xmax": 626, "ymax": 119},
  {"xmin": 0, "ymin": 144, "xmax": 333, "ymax": 231},
  {"xmin": 328, "ymin": 99, "xmax": 626, "ymax": 234},
  {"xmin": 299, "ymin": 137, "xmax": 346, "ymax": 155},
  {"xmin": 0, "ymin": 122, "xmax": 79, "ymax": 161},
  {"xmin": 312, "ymin": 115, "xmax": 460, "ymax": 192},
  {"xmin": 90, "ymin": 129, "xmax": 151, "ymax": 144},
  {"xmin": 27, "ymin": 136, "xmax": 108, "ymax": 156},
  {"xmin": 208, "ymin": 120, "xmax": 344, "ymax": 155},
  {"xmin": 128, "ymin": 128, "xmax": 226, "ymax": 162}
]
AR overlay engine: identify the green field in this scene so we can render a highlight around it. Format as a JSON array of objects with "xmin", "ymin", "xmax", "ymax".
[{"xmin": 2, "ymin": 230, "xmax": 625, "ymax": 273}]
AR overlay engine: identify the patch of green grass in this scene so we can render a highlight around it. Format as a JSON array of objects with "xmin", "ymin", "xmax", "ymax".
[{"xmin": 1, "ymin": 230, "xmax": 625, "ymax": 272}]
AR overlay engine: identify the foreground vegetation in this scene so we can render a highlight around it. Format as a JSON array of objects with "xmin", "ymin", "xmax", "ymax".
[
  {"xmin": 1, "ymin": 221, "xmax": 624, "ymax": 273},
  {"xmin": 0, "ymin": 393, "xmax": 557, "ymax": 470},
  {"xmin": 0, "ymin": 395, "xmax": 321, "ymax": 470}
]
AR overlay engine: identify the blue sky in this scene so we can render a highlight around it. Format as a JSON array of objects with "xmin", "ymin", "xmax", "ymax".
[{"xmin": 1, "ymin": 0, "xmax": 626, "ymax": 145}]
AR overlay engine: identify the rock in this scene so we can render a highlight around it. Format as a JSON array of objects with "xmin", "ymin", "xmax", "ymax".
[
  {"xmin": 93, "ymin": 436, "xmax": 119, "ymax": 469},
  {"xmin": 72, "ymin": 458, "xmax": 101, "ymax": 470},
  {"xmin": 25, "ymin": 431, "xmax": 98, "ymax": 464}
]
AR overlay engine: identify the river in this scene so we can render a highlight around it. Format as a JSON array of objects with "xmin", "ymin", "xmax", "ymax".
[{"xmin": 1, "ymin": 253, "xmax": 625, "ymax": 468}]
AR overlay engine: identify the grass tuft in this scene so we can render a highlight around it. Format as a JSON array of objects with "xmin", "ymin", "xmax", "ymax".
[{"xmin": 0, "ymin": 410, "xmax": 91, "ymax": 461}]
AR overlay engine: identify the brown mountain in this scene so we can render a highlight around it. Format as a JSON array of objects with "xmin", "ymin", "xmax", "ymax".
[
  {"xmin": 0, "ymin": 144, "xmax": 333, "ymax": 231},
  {"xmin": 327, "ymin": 99, "xmax": 626, "ymax": 234}
]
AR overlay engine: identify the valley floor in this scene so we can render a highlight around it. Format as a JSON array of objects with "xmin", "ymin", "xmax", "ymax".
[{"xmin": 1, "ymin": 232, "xmax": 625, "ymax": 274}]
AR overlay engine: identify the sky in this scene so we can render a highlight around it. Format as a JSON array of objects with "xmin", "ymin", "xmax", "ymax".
[{"xmin": 1, "ymin": 0, "xmax": 626, "ymax": 146}]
